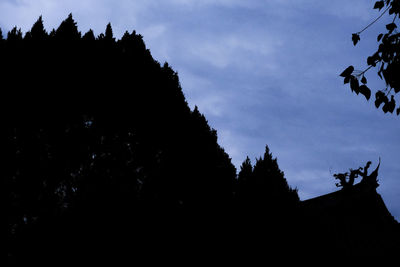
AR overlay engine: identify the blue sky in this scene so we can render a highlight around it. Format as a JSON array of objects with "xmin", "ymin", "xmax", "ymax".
[{"xmin": 1, "ymin": 0, "xmax": 399, "ymax": 220}]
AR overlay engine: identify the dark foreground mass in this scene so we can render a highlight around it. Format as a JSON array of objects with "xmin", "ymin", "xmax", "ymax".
[{"xmin": 5, "ymin": 15, "xmax": 399, "ymax": 265}]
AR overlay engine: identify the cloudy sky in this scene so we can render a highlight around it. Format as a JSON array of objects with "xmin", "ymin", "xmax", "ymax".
[{"xmin": 1, "ymin": 0, "xmax": 399, "ymax": 219}]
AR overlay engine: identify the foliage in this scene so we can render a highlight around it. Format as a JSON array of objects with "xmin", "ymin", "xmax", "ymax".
[
  {"xmin": 4, "ymin": 15, "xmax": 302, "ymax": 264},
  {"xmin": 237, "ymin": 146, "xmax": 299, "ymax": 212},
  {"xmin": 3, "ymin": 14, "xmax": 240, "ymax": 263},
  {"xmin": 341, "ymin": 0, "xmax": 400, "ymax": 114}
]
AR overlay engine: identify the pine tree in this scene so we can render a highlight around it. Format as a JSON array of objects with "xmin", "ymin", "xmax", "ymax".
[
  {"xmin": 105, "ymin": 23, "xmax": 114, "ymax": 42},
  {"xmin": 238, "ymin": 157, "xmax": 252, "ymax": 182},
  {"xmin": 29, "ymin": 16, "xmax": 47, "ymax": 40},
  {"xmin": 82, "ymin": 29, "xmax": 95, "ymax": 41},
  {"xmin": 253, "ymin": 145, "xmax": 299, "ymax": 205},
  {"xmin": 7, "ymin": 27, "xmax": 23, "ymax": 41},
  {"xmin": 55, "ymin": 13, "xmax": 81, "ymax": 41},
  {"xmin": 237, "ymin": 156, "xmax": 252, "ymax": 202},
  {"xmin": 237, "ymin": 145, "xmax": 299, "ymax": 213}
]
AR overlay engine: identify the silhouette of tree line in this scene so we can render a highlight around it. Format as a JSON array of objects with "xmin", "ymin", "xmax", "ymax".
[{"xmin": 5, "ymin": 15, "xmax": 301, "ymax": 264}]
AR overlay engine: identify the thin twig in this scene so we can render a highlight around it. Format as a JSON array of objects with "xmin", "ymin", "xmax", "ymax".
[
  {"xmin": 385, "ymin": 86, "xmax": 392, "ymax": 97},
  {"xmin": 392, "ymin": 14, "xmax": 398, "ymax": 23},
  {"xmin": 358, "ymin": 5, "xmax": 391, "ymax": 34},
  {"xmin": 356, "ymin": 65, "xmax": 374, "ymax": 77}
]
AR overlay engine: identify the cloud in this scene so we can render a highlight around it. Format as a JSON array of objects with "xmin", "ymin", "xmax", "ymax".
[
  {"xmin": 287, "ymin": 169, "xmax": 336, "ymax": 200},
  {"xmin": 169, "ymin": 0, "xmax": 260, "ymax": 9},
  {"xmin": 186, "ymin": 34, "xmax": 278, "ymax": 70}
]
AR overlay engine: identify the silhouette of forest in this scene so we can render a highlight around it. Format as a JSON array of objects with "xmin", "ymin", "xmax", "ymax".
[{"xmin": 5, "ymin": 15, "xmax": 400, "ymax": 264}]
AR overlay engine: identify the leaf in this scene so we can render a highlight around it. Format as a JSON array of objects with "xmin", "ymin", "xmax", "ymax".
[
  {"xmin": 375, "ymin": 91, "xmax": 386, "ymax": 108},
  {"xmin": 397, "ymin": 107, "xmax": 400, "ymax": 115},
  {"xmin": 361, "ymin": 76, "xmax": 367, "ymax": 84},
  {"xmin": 344, "ymin": 76, "xmax": 351, "ymax": 84},
  {"xmin": 367, "ymin": 56, "xmax": 377, "ymax": 67},
  {"xmin": 382, "ymin": 96, "xmax": 395, "ymax": 113},
  {"xmin": 352, "ymin": 33, "xmax": 360, "ymax": 46},
  {"xmin": 386, "ymin": 23, "xmax": 397, "ymax": 32},
  {"xmin": 350, "ymin": 76, "xmax": 360, "ymax": 94},
  {"xmin": 374, "ymin": 1, "xmax": 384, "ymax": 10},
  {"xmin": 377, "ymin": 33, "xmax": 383, "ymax": 42},
  {"xmin": 340, "ymin": 65, "xmax": 354, "ymax": 77},
  {"xmin": 359, "ymin": 85, "xmax": 371, "ymax": 100}
]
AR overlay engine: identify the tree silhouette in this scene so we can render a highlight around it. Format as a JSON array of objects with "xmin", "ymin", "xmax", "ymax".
[
  {"xmin": 5, "ymin": 15, "xmax": 241, "ymax": 264},
  {"xmin": 237, "ymin": 156, "xmax": 252, "ymax": 201},
  {"xmin": 82, "ymin": 29, "xmax": 95, "ymax": 41},
  {"xmin": 104, "ymin": 23, "xmax": 115, "ymax": 42},
  {"xmin": 237, "ymin": 146, "xmax": 299, "ymax": 217},
  {"xmin": 234, "ymin": 147, "xmax": 300, "ymax": 260},
  {"xmin": 341, "ymin": 0, "xmax": 400, "ymax": 114},
  {"xmin": 7, "ymin": 27, "xmax": 23, "ymax": 41},
  {"xmin": 25, "ymin": 16, "xmax": 47, "ymax": 41},
  {"xmin": 55, "ymin": 13, "xmax": 81, "ymax": 41}
]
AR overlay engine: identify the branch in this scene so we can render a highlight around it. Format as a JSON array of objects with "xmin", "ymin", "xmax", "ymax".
[
  {"xmin": 357, "ymin": 5, "xmax": 391, "ymax": 35},
  {"xmin": 392, "ymin": 14, "xmax": 398, "ymax": 23},
  {"xmin": 358, "ymin": 65, "xmax": 374, "ymax": 77},
  {"xmin": 385, "ymin": 86, "xmax": 393, "ymax": 96}
]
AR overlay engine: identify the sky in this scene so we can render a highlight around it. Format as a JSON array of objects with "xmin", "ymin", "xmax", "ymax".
[{"xmin": 1, "ymin": 0, "xmax": 399, "ymax": 220}]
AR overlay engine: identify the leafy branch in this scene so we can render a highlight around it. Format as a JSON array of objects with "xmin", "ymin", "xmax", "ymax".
[{"xmin": 341, "ymin": 0, "xmax": 400, "ymax": 114}]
